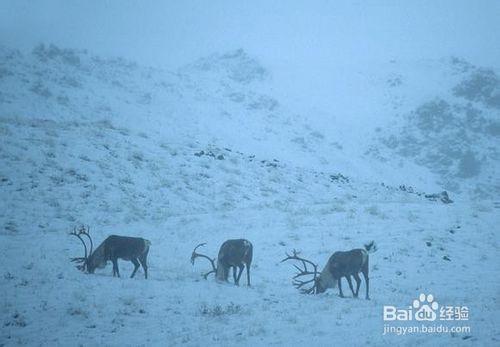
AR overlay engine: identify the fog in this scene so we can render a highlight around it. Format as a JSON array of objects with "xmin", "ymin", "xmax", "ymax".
[{"xmin": 2, "ymin": 0, "xmax": 499, "ymax": 107}]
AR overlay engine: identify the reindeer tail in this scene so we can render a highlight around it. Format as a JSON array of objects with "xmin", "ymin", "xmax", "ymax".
[
  {"xmin": 144, "ymin": 239, "xmax": 151, "ymax": 251},
  {"xmin": 364, "ymin": 241, "xmax": 377, "ymax": 253}
]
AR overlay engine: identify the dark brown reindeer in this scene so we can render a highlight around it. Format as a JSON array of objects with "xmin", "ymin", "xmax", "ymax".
[
  {"xmin": 282, "ymin": 242, "xmax": 376, "ymax": 299},
  {"xmin": 191, "ymin": 239, "xmax": 253, "ymax": 286},
  {"xmin": 70, "ymin": 226, "xmax": 151, "ymax": 279}
]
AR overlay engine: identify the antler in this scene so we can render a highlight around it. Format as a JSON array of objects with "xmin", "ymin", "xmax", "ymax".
[
  {"xmin": 281, "ymin": 249, "xmax": 320, "ymax": 294},
  {"xmin": 79, "ymin": 225, "xmax": 93, "ymax": 257},
  {"xmin": 191, "ymin": 243, "xmax": 217, "ymax": 279},
  {"xmin": 69, "ymin": 227, "xmax": 88, "ymax": 271}
]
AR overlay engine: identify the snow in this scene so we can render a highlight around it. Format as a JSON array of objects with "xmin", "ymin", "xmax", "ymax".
[{"xmin": 0, "ymin": 21, "xmax": 499, "ymax": 347}]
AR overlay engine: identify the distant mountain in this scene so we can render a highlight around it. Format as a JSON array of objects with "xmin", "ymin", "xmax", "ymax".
[
  {"xmin": 369, "ymin": 57, "xmax": 500, "ymax": 199},
  {"xmin": 1, "ymin": 43, "xmax": 498, "ymax": 211},
  {"xmin": 0, "ymin": 44, "xmax": 429, "ymax": 232}
]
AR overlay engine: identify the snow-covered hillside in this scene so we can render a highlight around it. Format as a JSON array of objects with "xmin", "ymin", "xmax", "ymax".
[
  {"xmin": 369, "ymin": 58, "xmax": 500, "ymax": 200},
  {"xmin": 1, "ymin": 44, "xmax": 499, "ymax": 346}
]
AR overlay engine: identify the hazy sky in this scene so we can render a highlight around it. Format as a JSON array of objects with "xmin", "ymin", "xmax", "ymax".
[{"xmin": 1, "ymin": 0, "xmax": 499, "ymax": 106}]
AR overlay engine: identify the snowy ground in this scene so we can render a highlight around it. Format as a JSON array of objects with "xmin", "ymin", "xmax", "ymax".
[
  {"xmin": 1, "ymin": 45, "xmax": 499, "ymax": 346},
  {"xmin": 2, "ymin": 200, "xmax": 499, "ymax": 346}
]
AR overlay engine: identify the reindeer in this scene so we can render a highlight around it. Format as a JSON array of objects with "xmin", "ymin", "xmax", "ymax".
[
  {"xmin": 70, "ymin": 226, "xmax": 151, "ymax": 279},
  {"xmin": 282, "ymin": 242, "xmax": 376, "ymax": 299},
  {"xmin": 191, "ymin": 239, "xmax": 253, "ymax": 286}
]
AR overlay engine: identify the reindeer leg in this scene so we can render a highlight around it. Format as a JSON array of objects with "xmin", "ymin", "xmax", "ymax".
[
  {"xmin": 346, "ymin": 276, "xmax": 355, "ymax": 297},
  {"xmin": 130, "ymin": 258, "xmax": 140, "ymax": 278},
  {"xmin": 139, "ymin": 254, "xmax": 148, "ymax": 279},
  {"xmin": 232, "ymin": 266, "xmax": 238, "ymax": 285},
  {"xmin": 111, "ymin": 258, "xmax": 120, "ymax": 277},
  {"xmin": 353, "ymin": 273, "xmax": 361, "ymax": 298},
  {"xmin": 338, "ymin": 278, "xmax": 344, "ymax": 298},
  {"xmin": 112, "ymin": 258, "xmax": 120, "ymax": 278},
  {"xmin": 246, "ymin": 264, "xmax": 251, "ymax": 287},
  {"xmin": 362, "ymin": 269, "xmax": 369, "ymax": 300},
  {"xmin": 236, "ymin": 264, "xmax": 244, "ymax": 286}
]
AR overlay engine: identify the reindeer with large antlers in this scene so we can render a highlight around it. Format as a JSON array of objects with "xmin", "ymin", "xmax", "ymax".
[
  {"xmin": 70, "ymin": 226, "xmax": 151, "ymax": 279},
  {"xmin": 191, "ymin": 239, "xmax": 253, "ymax": 286},
  {"xmin": 282, "ymin": 242, "xmax": 376, "ymax": 299}
]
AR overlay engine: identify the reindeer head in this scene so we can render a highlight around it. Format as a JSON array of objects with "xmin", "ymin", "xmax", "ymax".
[
  {"xmin": 314, "ymin": 276, "xmax": 330, "ymax": 294},
  {"xmin": 86, "ymin": 252, "xmax": 107, "ymax": 274},
  {"xmin": 215, "ymin": 260, "xmax": 229, "ymax": 282},
  {"xmin": 69, "ymin": 225, "xmax": 93, "ymax": 273}
]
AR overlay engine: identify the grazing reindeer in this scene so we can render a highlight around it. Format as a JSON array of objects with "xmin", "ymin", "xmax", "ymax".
[
  {"xmin": 70, "ymin": 226, "xmax": 151, "ymax": 279},
  {"xmin": 191, "ymin": 239, "xmax": 253, "ymax": 286},
  {"xmin": 282, "ymin": 242, "xmax": 376, "ymax": 299}
]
